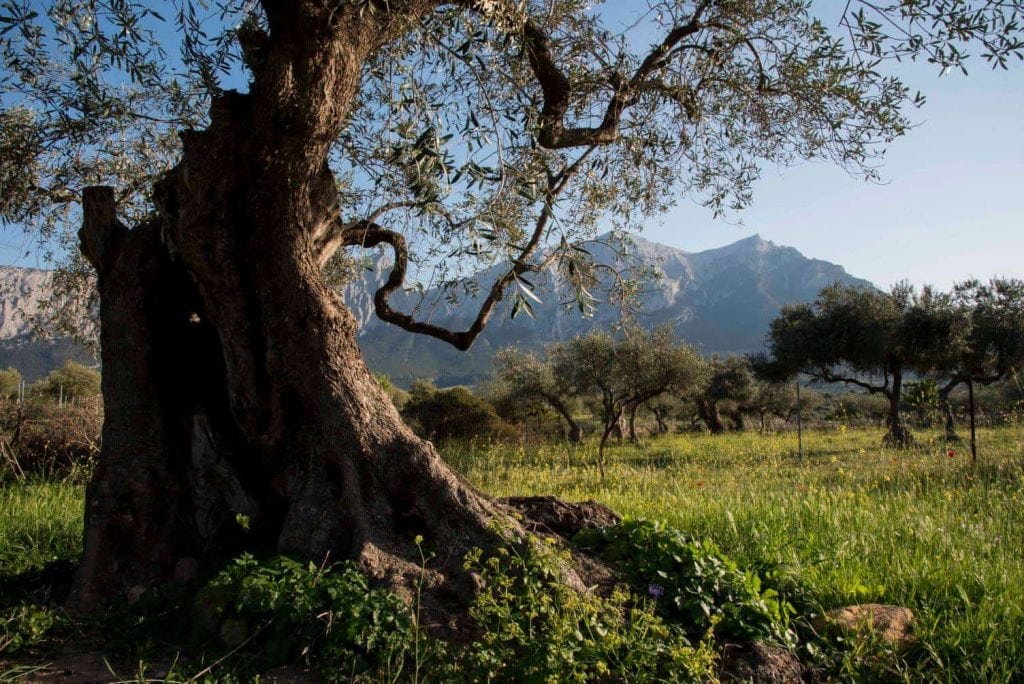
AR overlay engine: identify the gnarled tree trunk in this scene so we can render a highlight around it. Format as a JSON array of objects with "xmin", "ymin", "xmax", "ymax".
[
  {"xmin": 652, "ymin": 406, "xmax": 669, "ymax": 434},
  {"xmin": 696, "ymin": 397, "xmax": 726, "ymax": 435},
  {"xmin": 626, "ymin": 402, "xmax": 640, "ymax": 443},
  {"xmin": 69, "ymin": 6, "xmax": 516, "ymax": 618},
  {"xmin": 544, "ymin": 393, "xmax": 583, "ymax": 443},
  {"xmin": 881, "ymin": 372, "xmax": 914, "ymax": 448}
]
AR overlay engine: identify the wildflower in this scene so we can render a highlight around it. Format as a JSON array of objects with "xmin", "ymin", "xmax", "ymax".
[
  {"xmin": 947, "ymin": 450, "xmax": 957, "ymax": 459},
  {"xmin": 696, "ymin": 480, "xmax": 705, "ymax": 488},
  {"xmin": 648, "ymin": 583, "xmax": 665, "ymax": 599}
]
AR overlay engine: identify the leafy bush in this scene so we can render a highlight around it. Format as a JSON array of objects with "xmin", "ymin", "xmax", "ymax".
[
  {"xmin": 576, "ymin": 520, "xmax": 797, "ymax": 647},
  {"xmin": 0, "ymin": 368, "xmax": 21, "ymax": 401},
  {"xmin": 199, "ymin": 554, "xmax": 431, "ymax": 681},
  {"xmin": 459, "ymin": 538, "xmax": 716, "ymax": 682},
  {"xmin": 0, "ymin": 604, "xmax": 70, "ymax": 654},
  {"xmin": 402, "ymin": 382, "xmax": 511, "ymax": 441},
  {"xmin": 29, "ymin": 361, "xmax": 101, "ymax": 403}
]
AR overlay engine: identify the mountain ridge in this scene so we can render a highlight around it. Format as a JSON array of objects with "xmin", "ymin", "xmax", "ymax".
[{"xmin": 0, "ymin": 232, "xmax": 874, "ymax": 385}]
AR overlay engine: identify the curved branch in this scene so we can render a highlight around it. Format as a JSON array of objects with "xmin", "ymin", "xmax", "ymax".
[
  {"xmin": 342, "ymin": 188, "xmax": 555, "ymax": 351},
  {"xmin": 512, "ymin": 1, "xmax": 713, "ymax": 149},
  {"xmin": 809, "ymin": 367, "xmax": 892, "ymax": 396},
  {"xmin": 338, "ymin": 144, "xmax": 595, "ymax": 350}
]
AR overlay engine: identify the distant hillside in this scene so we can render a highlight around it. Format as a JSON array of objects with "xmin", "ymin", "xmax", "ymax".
[
  {"xmin": 0, "ymin": 232, "xmax": 873, "ymax": 385},
  {"xmin": 348, "ymin": 233, "xmax": 875, "ymax": 387},
  {"xmin": 0, "ymin": 267, "xmax": 93, "ymax": 381}
]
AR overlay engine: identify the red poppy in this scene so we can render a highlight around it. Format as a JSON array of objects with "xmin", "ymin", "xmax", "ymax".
[
  {"xmin": 696, "ymin": 480, "xmax": 705, "ymax": 488},
  {"xmin": 947, "ymin": 450, "xmax": 957, "ymax": 458}
]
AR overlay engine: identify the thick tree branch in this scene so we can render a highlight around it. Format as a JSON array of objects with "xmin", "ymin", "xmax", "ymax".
[
  {"xmin": 809, "ymin": 367, "xmax": 892, "ymax": 397},
  {"xmin": 514, "ymin": 1, "xmax": 713, "ymax": 149},
  {"xmin": 336, "ymin": 144, "xmax": 594, "ymax": 350},
  {"xmin": 79, "ymin": 186, "xmax": 127, "ymax": 274}
]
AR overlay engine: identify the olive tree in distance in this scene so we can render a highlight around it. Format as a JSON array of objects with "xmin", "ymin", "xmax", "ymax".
[
  {"xmin": 550, "ymin": 328, "xmax": 705, "ymax": 481},
  {"xmin": 937, "ymin": 278, "xmax": 1024, "ymax": 456},
  {"xmin": 766, "ymin": 283, "xmax": 969, "ymax": 447}
]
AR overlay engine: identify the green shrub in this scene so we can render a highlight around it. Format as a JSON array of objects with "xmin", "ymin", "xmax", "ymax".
[
  {"xmin": 0, "ymin": 604, "xmax": 70, "ymax": 655},
  {"xmin": 0, "ymin": 401, "xmax": 100, "ymax": 480},
  {"xmin": 0, "ymin": 397, "xmax": 101, "ymax": 478},
  {"xmin": 459, "ymin": 538, "xmax": 716, "ymax": 682},
  {"xmin": 30, "ymin": 361, "xmax": 101, "ymax": 403},
  {"xmin": 576, "ymin": 520, "xmax": 797, "ymax": 647},
  {"xmin": 199, "ymin": 554, "xmax": 429, "ymax": 681},
  {"xmin": 0, "ymin": 368, "xmax": 21, "ymax": 401},
  {"xmin": 402, "ymin": 383, "xmax": 512, "ymax": 441}
]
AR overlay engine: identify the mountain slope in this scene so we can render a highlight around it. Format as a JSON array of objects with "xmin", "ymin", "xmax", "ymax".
[
  {"xmin": 0, "ymin": 233, "xmax": 873, "ymax": 385},
  {"xmin": 0, "ymin": 267, "xmax": 94, "ymax": 381},
  {"xmin": 351, "ymin": 233, "xmax": 874, "ymax": 386}
]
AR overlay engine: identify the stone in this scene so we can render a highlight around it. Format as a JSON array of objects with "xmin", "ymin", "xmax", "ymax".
[
  {"xmin": 719, "ymin": 642, "xmax": 804, "ymax": 683},
  {"xmin": 812, "ymin": 603, "xmax": 915, "ymax": 649},
  {"xmin": 500, "ymin": 495, "xmax": 621, "ymax": 539}
]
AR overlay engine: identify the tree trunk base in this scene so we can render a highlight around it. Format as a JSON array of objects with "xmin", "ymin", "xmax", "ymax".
[{"xmin": 882, "ymin": 426, "xmax": 915, "ymax": 449}]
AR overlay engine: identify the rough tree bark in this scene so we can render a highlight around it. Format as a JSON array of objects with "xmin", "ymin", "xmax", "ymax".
[
  {"xmin": 939, "ymin": 380, "xmax": 962, "ymax": 442},
  {"xmin": 882, "ymin": 371, "xmax": 914, "ymax": 448},
  {"xmin": 69, "ymin": 4, "xmax": 529, "ymax": 620}
]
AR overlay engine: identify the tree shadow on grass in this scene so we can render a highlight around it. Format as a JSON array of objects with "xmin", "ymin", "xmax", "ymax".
[{"xmin": 0, "ymin": 560, "xmax": 75, "ymax": 608}]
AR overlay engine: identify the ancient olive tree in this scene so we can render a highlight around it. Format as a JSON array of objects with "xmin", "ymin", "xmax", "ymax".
[
  {"xmin": 2, "ymin": 0, "xmax": 1020, "ymax": 611},
  {"xmin": 766, "ymin": 283, "xmax": 969, "ymax": 447}
]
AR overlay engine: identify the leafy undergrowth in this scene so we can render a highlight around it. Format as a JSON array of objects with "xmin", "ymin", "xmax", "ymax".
[
  {"xmin": 0, "ymin": 534, "xmax": 727, "ymax": 682},
  {"xmin": 456, "ymin": 424, "xmax": 1024, "ymax": 681}
]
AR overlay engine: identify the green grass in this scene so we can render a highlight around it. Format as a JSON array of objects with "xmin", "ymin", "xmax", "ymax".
[
  {"xmin": 449, "ymin": 424, "xmax": 1024, "ymax": 681},
  {"xmin": 0, "ymin": 481, "xmax": 83, "ymax": 578},
  {"xmin": 2, "ymin": 425, "xmax": 1023, "ymax": 680}
]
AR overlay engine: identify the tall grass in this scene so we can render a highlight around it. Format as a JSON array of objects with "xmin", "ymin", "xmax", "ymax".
[
  {"xmin": 450, "ymin": 424, "xmax": 1024, "ymax": 682},
  {"xmin": 0, "ymin": 481, "xmax": 83, "ymax": 577},
  {"xmin": 2, "ymin": 424, "xmax": 1022, "ymax": 680}
]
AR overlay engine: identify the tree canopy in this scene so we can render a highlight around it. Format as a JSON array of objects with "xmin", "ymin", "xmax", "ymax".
[
  {"xmin": 766, "ymin": 283, "xmax": 969, "ymax": 446},
  {"xmin": 3, "ymin": 1, "xmax": 1020, "ymax": 337}
]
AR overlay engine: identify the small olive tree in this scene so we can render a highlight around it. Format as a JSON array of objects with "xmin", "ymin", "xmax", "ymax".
[
  {"xmin": 551, "ymin": 328, "xmax": 705, "ymax": 480},
  {"xmin": 692, "ymin": 356, "xmax": 755, "ymax": 434},
  {"xmin": 493, "ymin": 348, "xmax": 584, "ymax": 442},
  {"xmin": 937, "ymin": 278, "xmax": 1024, "ymax": 454}
]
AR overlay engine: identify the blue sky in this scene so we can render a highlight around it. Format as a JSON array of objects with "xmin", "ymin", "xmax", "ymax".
[
  {"xmin": 597, "ymin": 4, "xmax": 1024, "ymax": 290},
  {"xmin": 2, "ymin": 3, "xmax": 1020, "ymax": 289},
  {"xmin": 642, "ymin": 58, "xmax": 1023, "ymax": 290}
]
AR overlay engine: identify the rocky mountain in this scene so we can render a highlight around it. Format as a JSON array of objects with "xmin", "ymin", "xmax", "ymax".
[
  {"xmin": 0, "ymin": 232, "xmax": 873, "ymax": 386},
  {"xmin": 0, "ymin": 267, "xmax": 94, "ymax": 381},
  {"xmin": 349, "ymin": 233, "xmax": 874, "ymax": 387}
]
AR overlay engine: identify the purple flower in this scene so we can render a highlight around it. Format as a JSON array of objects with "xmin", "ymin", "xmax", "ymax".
[{"xmin": 648, "ymin": 583, "xmax": 665, "ymax": 599}]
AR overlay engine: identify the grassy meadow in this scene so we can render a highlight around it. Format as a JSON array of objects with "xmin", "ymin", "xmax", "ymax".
[
  {"xmin": 448, "ymin": 424, "xmax": 1024, "ymax": 682},
  {"xmin": 3, "ymin": 423, "xmax": 1024, "ymax": 680}
]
